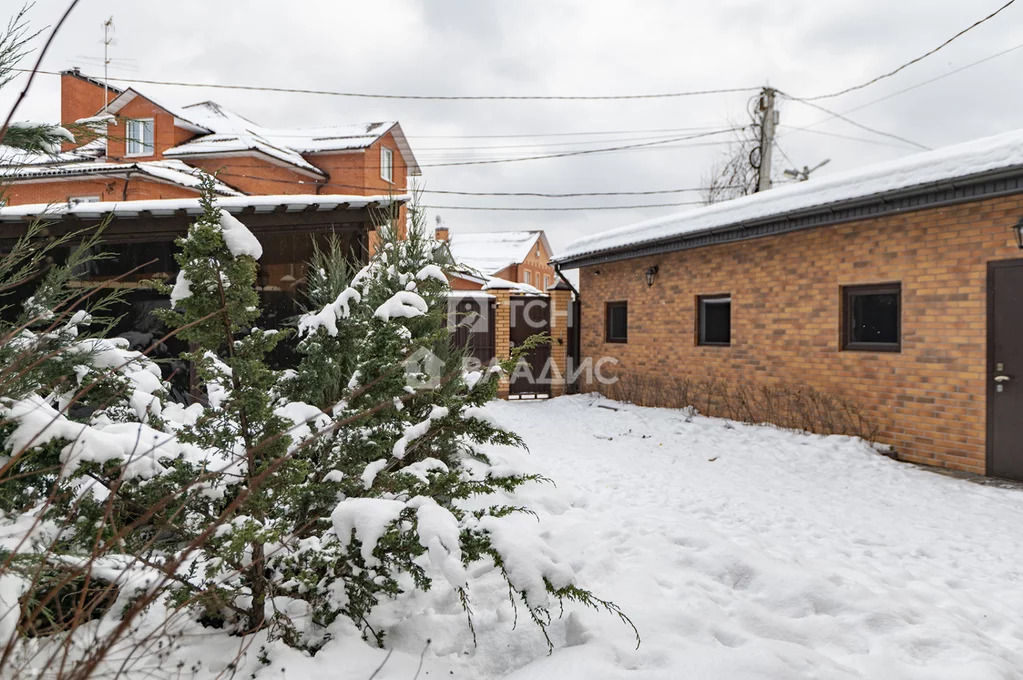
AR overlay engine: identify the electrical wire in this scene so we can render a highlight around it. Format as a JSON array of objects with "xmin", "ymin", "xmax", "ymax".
[
  {"xmin": 420, "ymin": 127, "xmax": 743, "ymax": 167},
  {"xmin": 797, "ymin": 0, "xmax": 1017, "ymax": 101},
  {"xmin": 212, "ymin": 170, "xmax": 741, "ymax": 197},
  {"xmin": 805, "ymin": 40, "xmax": 1023, "ymax": 129},
  {"xmin": 17, "ymin": 68, "xmax": 759, "ymax": 101},
  {"xmin": 777, "ymin": 125, "xmax": 921, "ymax": 150},
  {"xmin": 777, "ymin": 93, "xmax": 931, "ymax": 150},
  {"xmin": 419, "ymin": 201, "xmax": 706, "ymax": 211},
  {"xmin": 406, "ymin": 125, "xmax": 726, "ymax": 139}
]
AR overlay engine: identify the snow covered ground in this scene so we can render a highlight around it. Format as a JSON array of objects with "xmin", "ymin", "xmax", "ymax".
[{"xmin": 159, "ymin": 394, "xmax": 1023, "ymax": 679}]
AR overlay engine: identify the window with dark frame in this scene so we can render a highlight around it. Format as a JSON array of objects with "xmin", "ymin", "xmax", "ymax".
[
  {"xmin": 698, "ymin": 295, "xmax": 731, "ymax": 346},
  {"xmin": 605, "ymin": 301, "xmax": 628, "ymax": 343},
  {"xmin": 842, "ymin": 283, "xmax": 901, "ymax": 351}
]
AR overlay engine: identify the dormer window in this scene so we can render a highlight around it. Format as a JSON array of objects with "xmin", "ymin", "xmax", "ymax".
[
  {"xmin": 380, "ymin": 146, "xmax": 393, "ymax": 183},
  {"xmin": 126, "ymin": 118, "xmax": 154, "ymax": 156}
]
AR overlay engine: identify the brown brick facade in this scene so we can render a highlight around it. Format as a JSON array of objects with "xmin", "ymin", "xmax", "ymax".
[{"xmin": 577, "ymin": 195, "xmax": 1023, "ymax": 474}]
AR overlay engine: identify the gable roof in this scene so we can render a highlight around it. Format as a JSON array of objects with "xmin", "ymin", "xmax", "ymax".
[
  {"xmin": 445, "ymin": 230, "xmax": 552, "ymax": 275},
  {"xmin": 557, "ymin": 127, "xmax": 1023, "ymax": 267},
  {"xmin": 102, "ymin": 88, "xmax": 212, "ymax": 134}
]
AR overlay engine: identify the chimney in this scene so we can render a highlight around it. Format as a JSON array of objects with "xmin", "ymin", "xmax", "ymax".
[{"xmin": 434, "ymin": 215, "xmax": 448, "ymax": 241}]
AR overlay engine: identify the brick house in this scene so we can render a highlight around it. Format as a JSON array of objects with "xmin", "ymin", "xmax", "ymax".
[
  {"xmin": 434, "ymin": 226, "xmax": 557, "ymax": 291},
  {"xmin": 554, "ymin": 129, "xmax": 1023, "ymax": 481},
  {"xmin": 1, "ymin": 68, "xmax": 420, "ymax": 273},
  {"xmin": 0, "ymin": 69, "xmax": 418, "ymax": 377}
]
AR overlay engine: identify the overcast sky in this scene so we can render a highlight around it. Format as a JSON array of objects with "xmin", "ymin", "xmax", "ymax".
[{"xmin": 3, "ymin": 0, "xmax": 1022, "ymax": 254}]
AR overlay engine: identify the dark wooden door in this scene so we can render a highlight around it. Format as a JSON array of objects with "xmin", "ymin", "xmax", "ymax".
[
  {"xmin": 988, "ymin": 260, "xmax": 1023, "ymax": 480},
  {"xmin": 449, "ymin": 295, "xmax": 495, "ymax": 367},
  {"xmin": 509, "ymin": 296, "xmax": 551, "ymax": 396}
]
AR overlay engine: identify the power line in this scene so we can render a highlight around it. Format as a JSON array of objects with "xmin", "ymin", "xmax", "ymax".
[
  {"xmin": 407, "ymin": 125, "xmax": 725, "ymax": 139},
  {"xmin": 17, "ymin": 68, "xmax": 758, "ymax": 101},
  {"xmin": 420, "ymin": 127, "xmax": 743, "ymax": 167},
  {"xmin": 212, "ymin": 169, "xmax": 740, "ymax": 197},
  {"xmin": 799, "ymin": 0, "xmax": 1017, "ymax": 101},
  {"xmin": 777, "ymin": 125, "xmax": 921, "ymax": 150},
  {"xmin": 420, "ymin": 201, "xmax": 706, "ymax": 211},
  {"xmin": 830, "ymin": 40, "xmax": 1023, "ymax": 120},
  {"xmin": 777, "ymin": 94, "xmax": 931, "ymax": 150}
]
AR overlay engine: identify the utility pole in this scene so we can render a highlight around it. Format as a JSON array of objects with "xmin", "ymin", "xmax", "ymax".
[
  {"xmin": 102, "ymin": 17, "xmax": 114, "ymax": 105},
  {"xmin": 756, "ymin": 86, "xmax": 778, "ymax": 193}
]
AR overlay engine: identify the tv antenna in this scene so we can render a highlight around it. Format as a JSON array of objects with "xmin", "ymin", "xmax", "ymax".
[{"xmin": 102, "ymin": 17, "xmax": 114, "ymax": 104}]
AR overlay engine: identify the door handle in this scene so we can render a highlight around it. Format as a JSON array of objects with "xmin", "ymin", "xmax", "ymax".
[{"xmin": 994, "ymin": 375, "xmax": 1011, "ymax": 382}]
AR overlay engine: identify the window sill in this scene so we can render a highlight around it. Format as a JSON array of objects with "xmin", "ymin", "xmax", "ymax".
[
  {"xmin": 605, "ymin": 338, "xmax": 628, "ymax": 344},
  {"xmin": 698, "ymin": 341, "xmax": 731, "ymax": 347},
  {"xmin": 842, "ymin": 343, "xmax": 901, "ymax": 353}
]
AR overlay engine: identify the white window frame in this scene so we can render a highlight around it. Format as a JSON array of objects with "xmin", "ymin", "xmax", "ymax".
[
  {"xmin": 126, "ymin": 118, "xmax": 154, "ymax": 157},
  {"xmin": 380, "ymin": 146, "xmax": 394, "ymax": 183},
  {"xmin": 544, "ymin": 275, "xmax": 550, "ymax": 290},
  {"xmin": 524, "ymin": 271, "xmax": 531, "ymax": 285}
]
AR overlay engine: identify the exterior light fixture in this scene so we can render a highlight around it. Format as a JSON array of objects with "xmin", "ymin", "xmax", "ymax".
[
  {"xmin": 645, "ymin": 265, "xmax": 659, "ymax": 287},
  {"xmin": 1014, "ymin": 218, "xmax": 1023, "ymax": 250}
]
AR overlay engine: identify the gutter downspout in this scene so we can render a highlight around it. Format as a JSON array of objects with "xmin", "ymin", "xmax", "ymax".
[{"xmin": 554, "ymin": 262, "xmax": 582, "ymax": 393}]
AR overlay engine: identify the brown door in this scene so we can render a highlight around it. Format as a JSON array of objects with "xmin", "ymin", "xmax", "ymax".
[
  {"xmin": 448, "ymin": 296, "xmax": 495, "ymax": 367},
  {"xmin": 988, "ymin": 260, "xmax": 1023, "ymax": 480},
  {"xmin": 509, "ymin": 296, "xmax": 551, "ymax": 396}
]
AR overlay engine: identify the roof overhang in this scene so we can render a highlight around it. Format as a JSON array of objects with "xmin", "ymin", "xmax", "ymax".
[
  {"xmin": 383, "ymin": 122, "xmax": 421, "ymax": 176},
  {"xmin": 163, "ymin": 147, "xmax": 327, "ymax": 179},
  {"xmin": 0, "ymin": 193, "xmax": 408, "ymax": 223},
  {"xmin": 555, "ymin": 165, "xmax": 1023, "ymax": 269}
]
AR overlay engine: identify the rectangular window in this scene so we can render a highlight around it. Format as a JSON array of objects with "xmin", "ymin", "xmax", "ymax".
[
  {"xmin": 842, "ymin": 283, "xmax": 901, "ymax": 351},
  {"xmin": 380, "ymin": 146, "xmax": 393, "ymax": 183},
  {"xmin": 698, "ymin": 295, "xmax": 731, "ymax": 346},
  {"xmin": 544, "ymin": 275, "xmax": 550, "ymax": 290},
  {"xmin": 126, "ymin": 118, "xmax": 154, "ymax": 156},
  {"xmin": 605, "ymin": 301, "xmax": 627, "ymax": 343},
  {"xmin": 524, "ymin": 271, "xmax": 531, "ymax": 285}
]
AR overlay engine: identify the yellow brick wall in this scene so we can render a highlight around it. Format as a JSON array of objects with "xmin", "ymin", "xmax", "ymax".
[{"xmin": 577, "ymin": 195, "xmax": 1023, "ymax": 474}]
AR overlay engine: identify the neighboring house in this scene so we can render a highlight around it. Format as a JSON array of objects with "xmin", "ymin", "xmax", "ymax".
[
  {"xmin": 0, "ymin": 69, "xmax": 417, "ymax": 363},
  {"xmin": 0, "ymin": 68, "xmax": 420, "ymax": 265},
  {"xmin": 434, "ymin": 225, "xmax": 557, "ymax": 291},
  {"xmin": 554, "ymin": 128, "xmax": 1023, "ymax": 481}
]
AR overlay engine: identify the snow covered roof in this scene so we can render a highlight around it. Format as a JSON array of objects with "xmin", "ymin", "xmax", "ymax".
[
  {"xmin": 0, "ymin": 158, "xmax": 241, "ymax": 196},
  {"xmin": 0, "ymin": 193, "xmax": 408, "ymax": 222},
  {"xmin": 445, "ymin": 230, "xmax": 552, "ymax": 275},
  {"xmin": 102, "ymin": 88, "xmax": 212, "ymax": 135},
  {"xmin": 480, "ymin": 276, "xmax": 546, "ymax": 295},
  {"xmin": 557, "ymin": 127, "xmax": 1023, "ymax": 266}
]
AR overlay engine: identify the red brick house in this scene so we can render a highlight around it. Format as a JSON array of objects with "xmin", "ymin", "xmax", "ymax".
[
  {"xmin": 434, "ymin": 226, "xmax": 556, "ymax": 292},
  {"xmin": 1, "ymin": 68, "xmax": 420, "ymax": 274},
  {"xmin": 0, "ymin": 69, "xmax": 418, "ymax": 367},
  {"xmin": 554, "ymin": 129, "xmax": 1023, "ymax": 481}
]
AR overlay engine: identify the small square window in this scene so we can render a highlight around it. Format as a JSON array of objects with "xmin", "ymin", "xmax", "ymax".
[
  {"xmin": 126, "ymin": 118, "xmax": 154, "ymax": 156},
  {"xmin": 698, "ymin": 295, "xmax": 731, "ymax": 346},
  {"xmin": 606, "ymin": 301, "xmax": 627, "ymax": 343},
  {"xmin": 842, "ymin": 283, "xmax": 900, "ymax": 351},
  {"xmin": 380, "ymin": 146, "xmax": 394, "ymax": 183}
]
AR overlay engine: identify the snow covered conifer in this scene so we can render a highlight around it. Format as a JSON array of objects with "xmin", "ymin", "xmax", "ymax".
[
  {"xmin": 283, "ymin": 206, "xmax": 634, "ymax": 650},
  {"xmin": 152, "ymin": 174, "xmax": 295, "ymax": 634}
]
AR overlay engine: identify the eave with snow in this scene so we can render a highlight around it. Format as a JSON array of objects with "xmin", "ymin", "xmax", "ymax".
[{"xmin": 556, "ymin": 128, "xmax": 1023, "ymax": 268}]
